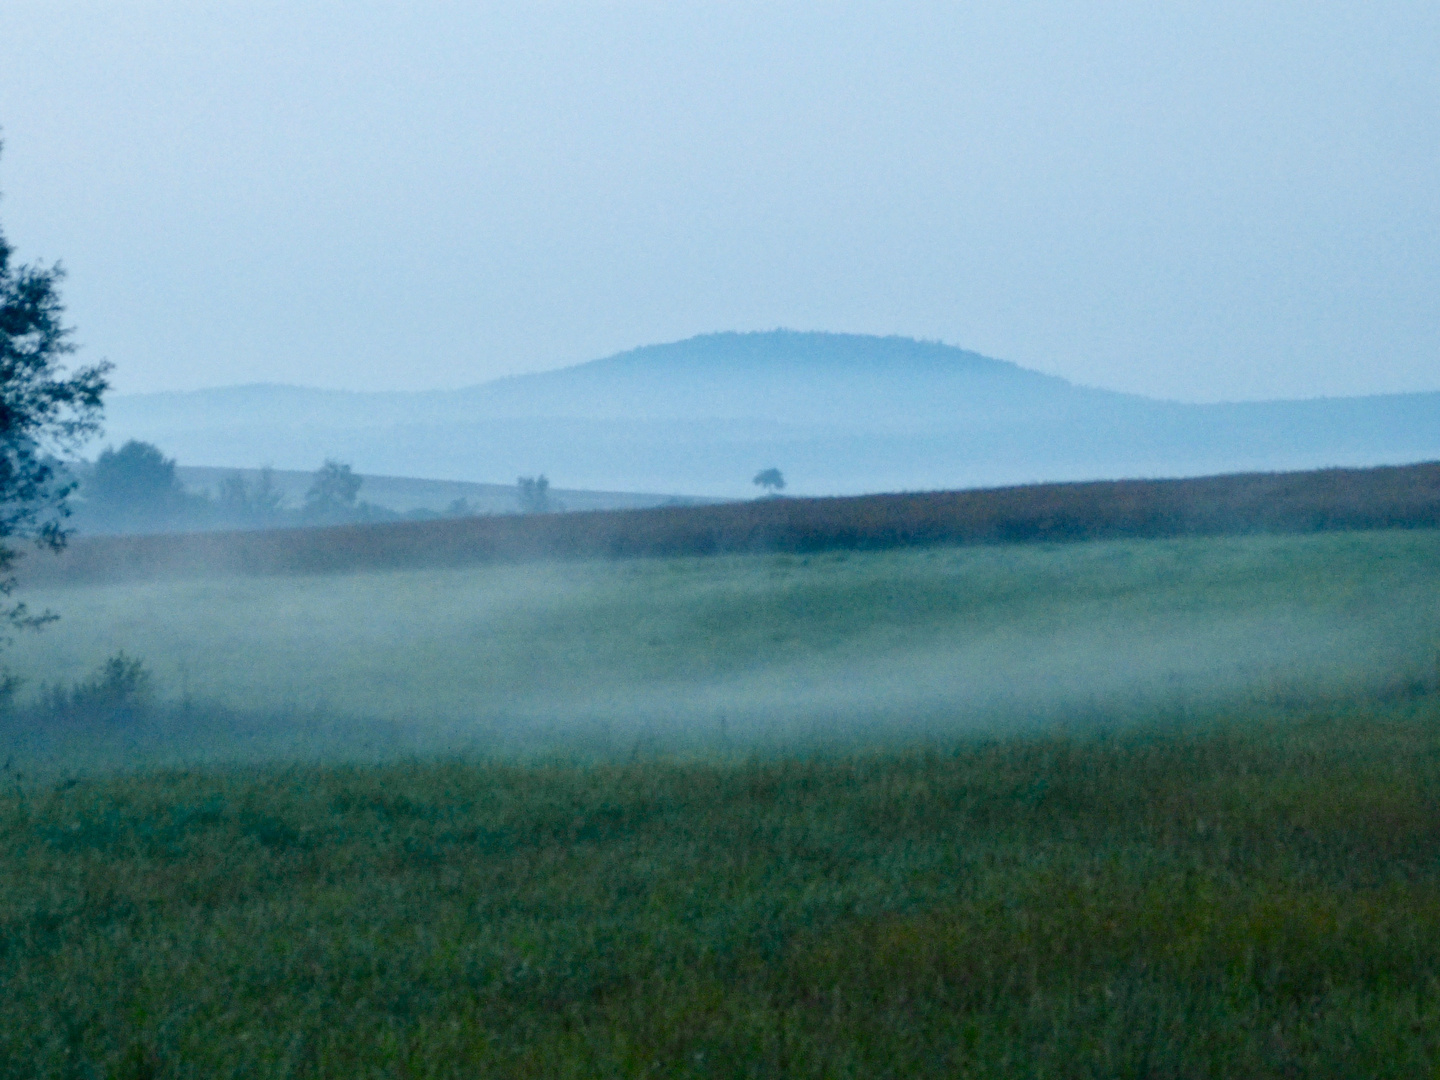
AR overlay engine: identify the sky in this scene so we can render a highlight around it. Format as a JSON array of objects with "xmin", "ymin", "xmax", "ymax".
[{"xmin": 0, "ymin": 1, "xmax": 1437, "ymax": 402}]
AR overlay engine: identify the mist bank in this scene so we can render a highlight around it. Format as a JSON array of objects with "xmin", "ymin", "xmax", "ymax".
[
  {"xmin": 17, "ymin": 460, "xmax": 1440, "ymax": 588},
  {"xmin": 104, "ymin": 332, "xmax": 1440, "ymax": 496},
  {"xmin": 3, "ymin": 530, "xmax": 1438, "ymax": 774}
]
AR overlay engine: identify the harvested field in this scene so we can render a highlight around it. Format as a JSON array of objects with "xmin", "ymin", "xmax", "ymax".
[{"xmin": 21, "ymin": 460, "xmax": 1440, "ymax": 585}]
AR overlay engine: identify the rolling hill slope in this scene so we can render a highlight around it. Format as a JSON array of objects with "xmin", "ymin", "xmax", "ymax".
[
  {"xmin": 173, "ymin": 467, "xmax": 714, "ymax": 516},
  {"xmin": 105, "ymin": 332, "xmax": 1440, "ymax": 496},
  {"xmin": 22, "ymin": 461, "xmax": 1440, "ymax": 587}
]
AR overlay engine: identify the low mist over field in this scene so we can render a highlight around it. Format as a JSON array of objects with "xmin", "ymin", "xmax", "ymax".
[
  {"xmin": 103, "ymin": 333, "xmax": 1440, "ymax": 497},
  {"xmin": 5, "ymin": 529, "xmax": 1438, "ymax": 770}
]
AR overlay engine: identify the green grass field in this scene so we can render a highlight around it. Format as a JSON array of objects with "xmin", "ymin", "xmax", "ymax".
[
  {"xmin": 3, "ymin": 528, "xmax": 1440, "ymax": 769},
  {"xmin": 3, "ymin": 528, "xmax": 1440, "ymax": 1076},
  {"xmin": 5, "ymin": 698, "xmax": 1440, "ymax": 1077}
]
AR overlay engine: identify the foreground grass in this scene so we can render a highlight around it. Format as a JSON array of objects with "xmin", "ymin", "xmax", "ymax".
[{"xmin": 5, "ymin": 694, "xmax": 1440, "ymax": 1077}]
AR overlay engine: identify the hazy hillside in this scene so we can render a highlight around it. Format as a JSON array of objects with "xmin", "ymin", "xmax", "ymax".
[
  {"xmin": 105, "ymin": 332, "xmax": 1440, "ymax": 496},
  {"xmin": 175, "ymin": 467, "xmax": 714, "ymax": 516},
  {"xmin": 24, "ymin": 462, "xmax": 1440, "ymax": 588}
]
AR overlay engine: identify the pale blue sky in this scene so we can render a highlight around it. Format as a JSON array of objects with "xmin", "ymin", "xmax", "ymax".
[{"xmin": 1, "ymin": 1, "xmax": 1437, "ymax": 400}]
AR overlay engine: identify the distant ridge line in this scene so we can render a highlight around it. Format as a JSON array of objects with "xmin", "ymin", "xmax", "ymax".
[
  {"xmin": 21, "ymin": 461, "xmax": 1440, "ymax": 586},
  {"xmin": 113, "ymin": 331, "xmax": 1040, "ymax": 400}
]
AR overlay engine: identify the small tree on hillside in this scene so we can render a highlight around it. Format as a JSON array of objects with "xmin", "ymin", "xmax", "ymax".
[
  {"xmin": 251, "ymin": 467, "xmax": 285, "ymax": 517},
  {"xmin": 304, "ymin": 460, "xmax": 362, "ymax": 520},
  {"xmin": 753, "ymin": 468, "xmax": 786, "ymax": 496},
  {"xmin": 218, "ymin": 466, "xmax": 285, "ymax": 525},
  {"xmin": 516, "ymin": 475, "xmax": 550, "ymax": 514}
]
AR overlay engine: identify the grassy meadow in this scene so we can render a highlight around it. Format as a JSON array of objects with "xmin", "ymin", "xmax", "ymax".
[
  {"xmin": 5, "ymin": 699, "xmax": 1440, "ymax": 1077},
  {"xmin": 3, "ymin": 524, "xmax": 1440, "ymax": 1076}
]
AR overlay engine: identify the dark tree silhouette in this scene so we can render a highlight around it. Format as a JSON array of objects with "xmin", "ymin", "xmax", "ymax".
[
  {"xmin": 84, "ymin": 440, "xmax": 187, "ymax": 532},
  {"xmin": 304, "ymin": 460, "xmax": 362, "ymax": 520},
  {"xmin": 517, "ymin": 475, "xmax": 550, "ymax": 514},
  {"xmin": 0, "ymin": 152, "xmax": 111, "ymax": 635},
  {"xmin": 753, "ymin": 468, "xmax": 786, "ymax": 496}
]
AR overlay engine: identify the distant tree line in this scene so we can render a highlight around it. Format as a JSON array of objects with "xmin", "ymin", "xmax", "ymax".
[
  {"xmin": 67, "ymin": 442, "xmax": 429, "ymax": 535},
  {"xmin": 29, "ymin": 459, "xmax": 1440, "ymax": 582},
  {"xmin": 64, "ymin": 441, "xmax": 564, "ymax": 536},
  {"xmin": 67, "ymin": 441, "xmax": 401, "ymax": 534}
]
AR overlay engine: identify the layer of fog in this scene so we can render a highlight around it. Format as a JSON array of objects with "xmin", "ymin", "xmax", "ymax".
[
  {"xmin": 4, "ymin": 532, "xmax": 1436, "ymax": 770},
  {"xmin": 545, "ymin": 605, "xmax": 1405, "ymax": 753}
]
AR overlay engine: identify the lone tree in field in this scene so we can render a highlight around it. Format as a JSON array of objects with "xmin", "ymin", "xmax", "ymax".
[
  {"xmin": 0, "ymin": 151, "xmax": 111, "ymax": 636},
  {"xmin": 516, "ymin": 474, "xmax": 550, "ymax": 514},
  {"xmin": 303, "ymin": 460, "xmax": 362, "ymax": 521},
  {"xmin": 752, "ymin": 468, "xmax": 786, "ymax": 496}
]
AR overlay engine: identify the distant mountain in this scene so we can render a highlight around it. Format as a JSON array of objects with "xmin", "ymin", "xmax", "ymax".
[{"xmin": 104, "ymin": 331, "xmax": 1440, "ymax": 496}]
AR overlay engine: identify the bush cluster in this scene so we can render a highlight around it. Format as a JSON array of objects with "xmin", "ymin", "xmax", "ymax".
[{"xmin": 29, "ymin": 651, "xmax": 153, "ymax": 724}]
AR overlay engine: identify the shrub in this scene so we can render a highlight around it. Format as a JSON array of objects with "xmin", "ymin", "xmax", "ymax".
[{"xmin": 65, "ymin": 651, "xmax": 152, "ymax": 722}]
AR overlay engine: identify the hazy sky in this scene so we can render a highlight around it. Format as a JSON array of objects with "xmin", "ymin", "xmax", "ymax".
[{"xmin": 1, "ymin": 2, "xmax": 1437, "ymax": 400}]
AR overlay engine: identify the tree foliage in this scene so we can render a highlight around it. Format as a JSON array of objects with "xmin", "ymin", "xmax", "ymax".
[
  {"xmin": 517, "ymin": 474, "xmax": 550, "ymax": 514},
  {"xmin": 0, "ymin": 160, "xmax": 111, "ymax": 635},
  {"xmin": 304, "ymin": 460, "xmax": 363, "ymax": 521},
  {"xmin": 752, "ymin": 467, "xmax": 785, "ymax": 495},
  {"xmin": 85, "ymin": 440, "xmax": 188, "ymax": 532},
  {"xmin": 218, "ymin": 466, "xmax": 284, "ymax": 524}
]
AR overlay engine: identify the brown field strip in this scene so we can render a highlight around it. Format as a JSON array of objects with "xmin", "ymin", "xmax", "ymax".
[{"xmin": 20, "ymin": 460, "xmax": 1440, "ymax": 584}]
